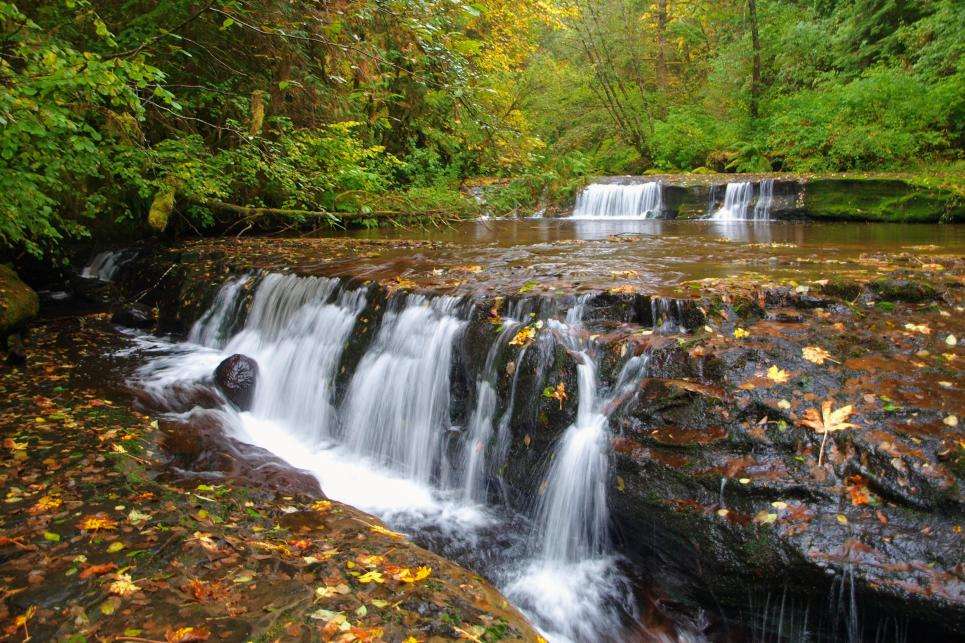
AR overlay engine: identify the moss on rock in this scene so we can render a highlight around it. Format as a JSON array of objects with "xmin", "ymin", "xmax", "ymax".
[
  {"xmin": 0, "ymin": 264, "xmax": 39, "ymax": 337},
  {"xmin": 800, "ymin": 179, "xmax": 963, "ymax": 222}
]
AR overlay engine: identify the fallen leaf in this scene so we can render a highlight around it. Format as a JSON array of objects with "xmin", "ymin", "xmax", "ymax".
[
  {"xmin": 802, "ymin": 346, "xmax": 836, "ymax": 365},
  {"xmin": 766, "ymin": 366, "xmax": 790, "ymax": 384},
  {"xmin": 800, "ymin": 400, "xmax": 856, "ymax": 466}
]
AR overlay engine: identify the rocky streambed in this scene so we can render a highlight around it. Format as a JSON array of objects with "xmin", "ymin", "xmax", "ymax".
[{"xmin": 5, "ymin": 220, "xmax": 964, "ymax": 641}]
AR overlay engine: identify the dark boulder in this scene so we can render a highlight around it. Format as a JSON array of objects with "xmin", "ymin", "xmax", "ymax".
[
  {"xmin": 215, "ymin": 354, "xmax": 259, "ymax": 410},
  {"xmin": 111, "ymin": 303, "xmax": 157, "ymax": 329}
]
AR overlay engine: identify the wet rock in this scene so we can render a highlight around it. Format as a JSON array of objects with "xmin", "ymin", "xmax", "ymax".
[
  {"xmin": 111, "ymin": 303, "xmax": 157, "ymax": 329},
  {"xmin": 0, "ymin": 264, "xmax": 39, "ymax": 339},
  {"xmin": 215, "ymin": 354, "xmax": 259, "ymax": 410},
  {"xmin": 870, "ymin": 278, "xmax": 938, "ymax": 303}
]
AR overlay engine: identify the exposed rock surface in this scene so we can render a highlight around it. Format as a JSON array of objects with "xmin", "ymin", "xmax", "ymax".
[
  {"xmin": 96, "ymin": 234, "xmax": 964, "ymax": 639},
  {"xmin": 0, "ymin": 264, "xmax": 39, "ymax": 339},
  {"xmin": 215, "ymin": 354, "xmax": 259, "ymax": 411},
  {"xmin": 111, "ymin": 302, "xmax": 157, "ymax": 329}
]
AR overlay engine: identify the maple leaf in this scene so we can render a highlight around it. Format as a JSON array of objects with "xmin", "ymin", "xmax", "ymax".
[
  {"xmin": 800, "ymin": 400, "xmax": 856, "ymax": 466},
  {"xmin": 802, "ymin": 346, "xmax": 836, "ymax": 365},
  {"xmin": 397, "ymin": 566, "xmax": 431, "ymax": 583},
  {"xmin": 357, "ymin": 570, "xmax": 384, "ymax": 584},
  {"xmin": 28, "ymin": 495, "xmax": 62, "ymax": 515},
  {"xmin": 509, "ymin": 325, "xmax": 536, "ymax": 347},
  {"xmin": 108, "ymin": 572, "xmax": 139, "ymax": 596},
  {"xmin": 766, "ymin": 365, "xmax": 790, "ymax": 384},
  {"xmin": 78, "ymin": 514, "xmax": 117, "ymax": 532},
  {"xmin": 165, "ymin": 626, "xmax": 211, "ymax": 643}
]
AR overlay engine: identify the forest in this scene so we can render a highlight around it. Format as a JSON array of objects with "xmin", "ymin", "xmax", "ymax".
[
  {"xmin": 1, "ymin": 3, "xmax": 964, "ymax": 642},
  {"xmin": 1, "ymin": 0, "xmax": 962, "ymax": 259}
]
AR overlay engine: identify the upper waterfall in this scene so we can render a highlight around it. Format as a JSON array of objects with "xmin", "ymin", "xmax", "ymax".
[
  {"xmin": 710, "ymin": 179, "xmax": 774, "ymax": 221},
  {"xmin": 571, "ymin": 182, "xmax": 663, "ymax": 219}
]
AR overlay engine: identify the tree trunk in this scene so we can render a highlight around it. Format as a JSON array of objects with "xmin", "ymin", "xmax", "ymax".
[{"xmin": 748, "ymin": 0, "xmax": 762, "ymax": 119}]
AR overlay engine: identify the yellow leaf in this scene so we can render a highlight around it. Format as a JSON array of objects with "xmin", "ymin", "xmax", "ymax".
[
  {"xmin": 802, "ymin": 346, "xmax": 835, "ymax": 365},
  {"xmin": 109, "ymin": 572, "xmax": 139, "ymax": 596},
  {"xmin": 357, "ymin": 570, "xmax": 384, "ymax": 584},
  {"xmin": 800, "ymin": 400, "xmax": 857, "ymax": 466},
  {"xmin": 766, "ymin": 366, "xmax": 790, "ymax": 384},
  {"xmin": 78, "ymin": 514, "xmax": 118, "ymax": 532},
  {"xmin": 369, "ymin": 524, "xmax": 404, "ymax": 539},
  {"xmin": 509, "ymin": 325, "xmax": 536, "ymax": 347},
  {"xmin": 733, "ymin": 327, "xmax": 750, "ymax": 339}
]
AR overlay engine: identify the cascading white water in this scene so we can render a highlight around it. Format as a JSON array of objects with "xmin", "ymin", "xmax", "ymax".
[
  {"xmin": 712, "ymin": 182, "xmax": 754, "ymax": 220},
  {"xmin": 755, "ymin": 179, "xmax": 775, "ymax": 220},
  {"xmin": 81, "ymin": 250, "xmax": 131, "ymax": 281},
  {"xmin": 504, "ymin": 301, "xmax": 649, "ymax": 642},
  {"xmin": 341, "ymin": 295, "xmax": 465, "ymax": 485},
  {"xmin": 135, "ymin": 276, "xmax": 655, "ymax": 642},
  {"xmin": 571, "ymin": 182, "xmax": 663, "ymax": 219},
  {"xmin": 461, "ymin": 317, "xmax": 524, "ymax": 503},
  {"xmin": 712, "ymin": 180, "xmax": 773, "ymax": 221},
  {"xmin": 187, "ymin": 275, "xmax": 251, "ymax": 348}
]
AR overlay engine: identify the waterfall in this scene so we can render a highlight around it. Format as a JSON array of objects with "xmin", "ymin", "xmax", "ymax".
[
  {"xmin": 461, "ymin": 317, "xmax": 524, "ymax": 503},
  {"xmin": 755, "ymin": 179, "xmax": 775, "ymax": 220},
  {"xmin": 188, "ymin": 275, "xmax": 251, "ymax": 348},
  {"xmin": 711, "ymin": 180, "xmax": 774, "ymax": 221},
  {"xmin": 503, "ymin": 300, "xmax": 649, "ymax": 642},
  {"xmin": 198, "ymin": 274, "xmax": 368, "ymax": 443},
  {"xmin": 341, "ymin": 295, "xmax": 465, "ymax": 485},
  {"xmin": 571, "ymin": 182, "xmax": 663, "ymax": 219},
  {"xmin": 81, "ymin": 249, "xmax": 133, "ymax": 281},
  {"xmin": 137, "ymin": 277, "xmax": 654, "ymax": 641}
]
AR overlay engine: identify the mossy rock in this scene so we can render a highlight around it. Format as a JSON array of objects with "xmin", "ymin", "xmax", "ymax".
[
  {"xmin": 0, "ymin": 264, "xmax": 39, "ymax": 336},
  {"xmin": 869, "ymin": 278, "xmax": 938, "ymax": 303},
  {"xmin": 800, "ymin": 179, "xmax": 963, "ymax": 223},
  {"xmin": 821, "ymin": 277, "xmax": 862, "ymax": 300}
]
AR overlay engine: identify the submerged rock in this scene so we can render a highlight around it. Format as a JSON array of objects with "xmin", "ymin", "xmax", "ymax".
[{"xmin": 215, "ymin": 354, "xmax": 259, "ymax": 410}]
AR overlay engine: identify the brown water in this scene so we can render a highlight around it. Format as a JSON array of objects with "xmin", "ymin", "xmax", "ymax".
[{"xmin": 318, "ymin": 219, "xmax": 964, "ymax": 294}]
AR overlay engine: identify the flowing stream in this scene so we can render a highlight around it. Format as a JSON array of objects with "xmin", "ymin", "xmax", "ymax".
[
  {"xmin": 571, "ymin": 182, "xmax": 663, "ymax": 219},
  {"xmin": 134, "ymin": 273, "xmax": 661, "ymax": 641}
]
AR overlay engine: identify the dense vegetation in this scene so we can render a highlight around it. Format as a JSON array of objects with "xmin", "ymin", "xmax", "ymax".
[{"xmin": 1, "ymin": 1, "xmax": 962, "ymax": 258}]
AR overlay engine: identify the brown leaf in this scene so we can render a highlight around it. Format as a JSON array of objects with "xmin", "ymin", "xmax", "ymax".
[
  {"xmin": 166, "ymin": 626, "xmax": 211, "ymax": 643},
  {"xmin": 79, "ymin": 563, "xmax": 117, "ymax": 580}
]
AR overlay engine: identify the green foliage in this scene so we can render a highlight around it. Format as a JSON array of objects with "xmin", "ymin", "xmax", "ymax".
[
  {"xmin": 0, "ymin": 1, "xmax": 164, "ymax": 256},
  {"xmin": 767, "ymin": 68, "xmax": 961, "ymax": 171}
]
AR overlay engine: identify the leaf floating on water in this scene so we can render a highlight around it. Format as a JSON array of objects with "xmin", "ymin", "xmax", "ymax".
[
  {"xmin": 108, "ymin": 572, "xmax": 139, "ymax": 596},
  {"xmin": 165, "ymin": 626, "xmax": 212, "ymax": 642},
  {"xmin": 753, "ymin": 511, "xmax": 778, "ymax": 525},
  {"xmin": 78, "ymin": 514, "xmax": 117, "ymax": 532}
]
